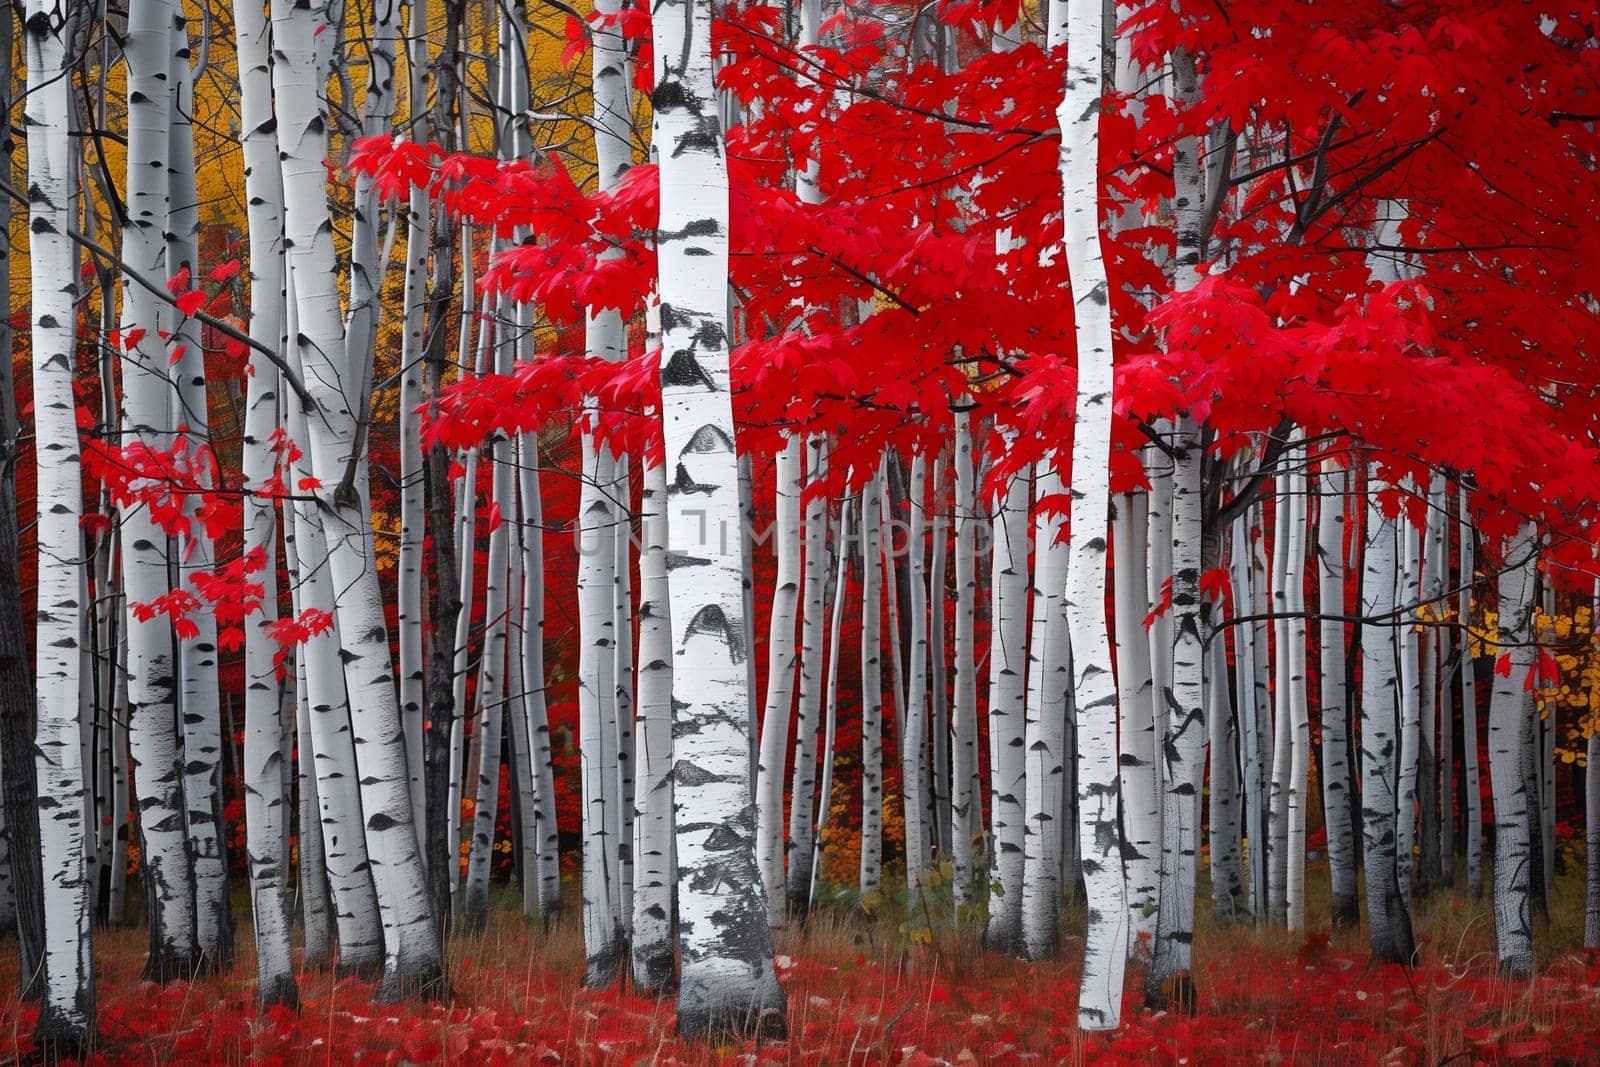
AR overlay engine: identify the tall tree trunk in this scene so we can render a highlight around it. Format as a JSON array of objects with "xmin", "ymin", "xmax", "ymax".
[
  {"xmin": 291, "ymin": 659, "xmax": 335, "ymax": 967},
  {"xmin": 1207, "ymin": 593, "xmax": 1243, "ymax": 918},
  {"xmin": 397, "ymin": 0, "xmax": 433, "ymax": 862},
  {"xmin": 902, "ymin": 454, "xmax": 931, "ymax": 893},
  {"xmin": 1021, "ymin": 461, "xmax": 1069, "ymax": 959},
  {"xmin": 652, "ymin": 0, "xmax": 785, "ymax": 1037},
  {"xmin": 757, "ymin": 435, "xmax": 801, "ymax": 922},
  {"xmin": 1231, "ymin": 513, "xmax": 1268, "ymax": 919},
  {"xmin": 929, "ymin": 453, "xmax": 953, "ymax": 861},
  {"xmin": 1150, "ymin": 45, "xmax": 1207, "ymax": 1004},
  {"xmin": 1061, "ymin": 0, "xmax": 1129, "ymax": 1027},
  {"xmin": 1396, "ymin": 507, "xmax": 1422, "ymax": 907},
  {"xmin": 272, "ymin": 0, "xmax": 441, "ymax": 999},
  {"xmin": 951, "ymin": 414, "xmax": 981, "ymax": 905},
  {"xmin": 121, "ymin": 0, "xmax": 199, "ymax": 982},
  {"xmin": 1460, "ymin": 489, "xmax": 1482, "ymax": 897},
  {"xmin": 1419, "ymin": 472, "xmax": 1448, "ymax": 890},
  {"xmin": 284, "ymin": 338, "xmax": 385, "ymax": 977},
  {"xmin": 1488, "ymin": 523, "xmax": 1538, "ymax": 978},
  {"xmin": 1360, "ymin": 477, "xmax": 1415, "ymax": 964},
  {"xmin": 1268, "ymin": 466, "xmax": 1293, "ymax": 923},
  {"xmin": 859, "ymin": 467, "xmax": 885, "ymax": 901},
  {"xmin": 786, "ymin": 437, "xmax": 829, "ymax": 915},
  {"xmin": 235, "ymin": 0, "xmax": 294, "ymax": 1002},
  {"xmin": 1113, "ymin": 491, "xmax": 1159, "ymax": 951},
  {"xmin": 166, "ymin": 7, "xmax": 232, "ymax": 966},
  {"xmin": 809, "ymin": 498, "xmax": 851, "ymax": 909},
  {"xmin": 631, "ymin": 458, "xmax": 675, "ymax": 991},
  {"xmin": 1282, "ymin": 444, "xmax": 1310, "ymax": 932},
  {"xmin": 985, "ymin": 459, "xmax": 1030, "ymax": 951},
  {"xmin": 516, "ymin": 433, "xmax": 561, "ymax": 919},
  {"xmin": 26, "ymin": 0, "xmax": 92, "ymax": 1041},
  {"xmin": 1317, "ymin": 460, "xmax": 1358, "ymax": 926}
]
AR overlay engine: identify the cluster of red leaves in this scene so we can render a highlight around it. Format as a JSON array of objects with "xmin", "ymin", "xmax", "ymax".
[{"xmin": 7, "ymin": 923, "xmax": 1599, "ymax": 1065}]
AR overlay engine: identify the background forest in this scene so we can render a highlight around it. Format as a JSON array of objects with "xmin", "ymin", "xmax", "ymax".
[{"xmin": 2, "ymin": 0, "xmax": 1600, "ymax": 1062}]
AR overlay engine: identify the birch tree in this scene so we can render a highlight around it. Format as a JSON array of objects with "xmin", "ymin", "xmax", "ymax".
[
  {"xmin": 1460, "ymin": 490, "xmax": 1482, "ymax": 896},
  {"xmin": 120, "ymin": 0, "xmax": 199, "ymax": 981},
  {"xmin": 271, "ymin": 0, "xmax": 441, "ymax": 999},
  {"xmin": 1488, "ymin": 523, "xmax": 1539, "ymax": 978},
  {"xmin": 652, "ymin": 0, "xmax": 786, "ymax": 1036},
  {"xmin": 951, "ymin": 413, "xmax": 981, "ymax": 905},
  {"xmin": 1317, "ymin": 460, "xmax": 1358, "ymax": 926},
  {"xmin": 1112, "ymin": 492, "xmax": 1159, "ymax": 949},
  {"xmin": 27, "ymin": 0, "xmax": 92, "ymax": 1041},
  {"xmin": 234, "ymin": 0, "xmax": 295, "ymax": 1004},
  {"xmin": 1360, "ymin": 478, "xmax": 1415, "ymax": 964},
  {"xmin": 756, "ymin": 435, "xmax": 801, "ymax": 922},
  {"xmin": 632, "ymin": 457, "xmax": 675, "ymax": 991},
  {"xmin": 786, "ymin": 437, "xmax": 829, "ymax": 915},
  {"xmin": 1061, "ymin": 0, "xmax": 1130, "ymax": 1027},
  {"xmin": 985, "ymin": 458, "xmax": 1030, "ymax": 950},
  {"xmin": 859, "ymin": 468, "xmax": 884, "ymax": 901}
]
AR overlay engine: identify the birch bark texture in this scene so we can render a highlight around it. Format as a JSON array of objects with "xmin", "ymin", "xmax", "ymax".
[
  {"xmin": 1488, "ymin": 523, "xmax": 1539, "ymax": 978},
  {"xmin": 1060, "ymin": 0, "xmax": 1130, "ymax": 1029},
  {"xmin": 26, "ymin": 0, "xmax": 93, "ymax": 1042},
  {"xmin": 233, "ymin": 0, "xmax": 296, "ymax": 1004},
  {"xmin": 651, "ymin": 0, "xmax": 786, "ymax": 1037}
]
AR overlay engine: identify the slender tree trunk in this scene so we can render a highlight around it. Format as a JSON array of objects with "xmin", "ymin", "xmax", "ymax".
[
  {"xmin": 1062, "ymin": 0, "xmax": 1130, "ymax": 1026},
  {"xmin": 1397, "ymin": 508, "xmax": 1422, "ymax": 907},
  {"xmin": 985, "ymin": 459, "xmax": 1030, "ymax": 951},
  {"xmin": 631, "ymin": 458, "xmax": 675, "ymax": 991},
  {"xmin": 902, "ymin": 455, "xmax": 931, "ymax": 891},
  {"xmin": 235, "ymin": 0, "xmax": 294, "ymax": 1001},
  {"xmin": 929, "ymin": 452, "xmax": 953, "ymax": 861},
  {"xmin": 1488, "ymin": 523, "xmax": 1538, "ymax": 978},
  {"xmin": 397, "ymin": 0, "xmax": 432, "ymax": 862},
  {"xmin": 652, "ymin": 0, "xmax": 785, "ymax": 1036},
  {"xmin": 757, "ymin": 436, "xmax": 801, "ymax": 922},
  {"xmin": 515, "ymin": 433, "xmax": 560, "ymax": 919},
  {"xmin": 1361, "ymin": 477, "xmax": 1415, "ymax": 964},
  {"xmin": 951, "ymin": 414, "xmax": 981, "ymax": 906},
  {"xmin": 121, "ymin": 0, "xmax": 199, "ymax": 982},
  {"xmin": 1460, "ymin": 489, "xmax": 1482, "ymax": 897},
  {"xmin": 291, "ymin": 660, "xmax": 335, "ymax": 967},
  {"xmin": 284, "ymin": 341, "xmax": 385, "ymax": 977},
  {"xmin": 859, "ymin": 467, "xmax": 885, "ymax": 901},
  {"xmin": 1283, "ymin": 445, "xmax": 1310, "ymax": 932},
  {"xmin": 1318, "ymin": 460, "xmax": 1359, "ymax": 926},
  {"xmin": 1113, "ymin": 492, "xmax": 1159, "ymax": 951},
  {"xmin": 1021, "ymin": 461, "xmax": 1069, "ymax": 958},
  {"xmin": 1231, "ymin": 513, "xmax": 1268, "ymax": 919},
  {"xmin": 166, "ymin": 8, "xmax": 232, "ymax": 967},
  {"xmin": 27, "ymin": 0, "xmax": 93, "ymax": 1040},
  {"xmin": 1207, "ymin": 592, "xmax": 1243, "ymax": 918},
  {"xmin": 809, "ymin": 498, "xmax": 851, "ymax": 909},
  {"xmin": 273, "ymin": 0, "xmax": 441, "ymax": 997},
  {"xmin": 1420, "ymin": 472, "xmax": 1447, "ymax": 890},
  {"xmin": 1269, "ymin": 467, "xmax": 1293, "ymax": 924},
  {"xmin": 786, "ymin": 437, "xmax": 829, "ymax": 915}
]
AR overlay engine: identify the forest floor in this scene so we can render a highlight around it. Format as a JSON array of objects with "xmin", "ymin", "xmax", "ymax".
[{"xmin": 4, "ymin": 866, "xmax": 1600, "ymax": 1065}]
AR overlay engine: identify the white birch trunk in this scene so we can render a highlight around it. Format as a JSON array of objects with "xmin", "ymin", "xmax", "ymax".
[
  {"xmin": 1397, "ymin": 508, "xmax": 1422, "ymax": 907},
  {"xmin": 27, "ymin": 0, "xmax": 92, "ymax": 1038},
  {"xmin": 1461, "ymin": 489, "xmax": 1482, "ymax": 897},
  {"xmin": 632, "ymin": 458, "xmax": 675, "ymax": 991},
  {"xmin": 756, "ymin": 435, "xmax": 801, "ymax": 922},
  {"xmin": 272, "ymin": 0, "xmax": 440, "ymax": 996},
  {"xmin": 1062, "ymin": 0, "xmax": 1129, "ymax": 1025},
  {"xmin": 1421, "ymin": 472, "xmax": 1448, "ymax": 888},
  {"xmin": 1317, "ymin": 460, "xmax": 1359, "ymax": 925},
  {"xmin": 902, "ymin": 454, "xmax": 930, "ymax": 892},
  {"xmin": 1144, "ymin": 449, "xmax": 1175, "ymax": 843},
  {"xmin": 292, "ymin": 662, "xmax": 335, "ymax": 967},
  {"xmin": 1360, "ymin": 477, "xmax": 1414, "ymax": 963},
  {"xmin": 517, "ymin": 435, "xmax": 561, "ymax": 918},
  {"xmin": 235, "ymin": 0, "xmax": 294, "ymax": 999},
  {"xmin": 284, "ymin": 342, "xmax": 385, "ymax": 976},
  {"xmin": 166, "ymin": 10, "xmax": 231, "ymax": 965},
  {"xmin": 786, "ymin": 437, "xmax": 829, "ymax": 914},
  {"xmin": 1283, "ymin": 450, "xmax": 1310, "ymax": 932},
  {"xmin": 1112, "ymin": 492, "xmax": 1158, "ymax": 951},
  {"xmin": 809, "ymin": 498, "xmax": 851, "ymax": 908},
  {"xmin": 859, "ymin": 468, "xmax": 885, "ymax": 901},
  {"xmin": 1268, "ymin": 467, "xmax": 1292, "ymax": 924},
  {"xmin": 1231, "ymin": 513, "xmax": 1267, "ymax": 917},
  {"xmin": 1207, "ymin": 596, "xmax": 1243, "ymax": 917},
  {"xmin": 614, "ymin": 455, "xmax": 636, "ymax": 935},
  {"xmin": 653, "ymin": 0, "xmax": 785, "ymax": 1034},
  {"xmin": 1488, "ymin": 523, "xmax": 1538, "ymax": 978},
  {"xmin": 1022, "ymin": 460, "xmax": 1069, "ymax": 958},
  {"xmin": 397, "ymin": 0, "xmax": 432, "ymax": 859},
  {"xmin": 929, "ymin": 453, "xmax": 953, "ymax": 861},
  {"xmin": 985, "ymin": 460, "xmax": 1031, "ymax": 951},
  {"xmin": 120, "ymin": 0, "xmax": 198, "ymax": 981},
  {"xmin": 951, "ymin": 414, "xmax": 981, "ymax": 905}
]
